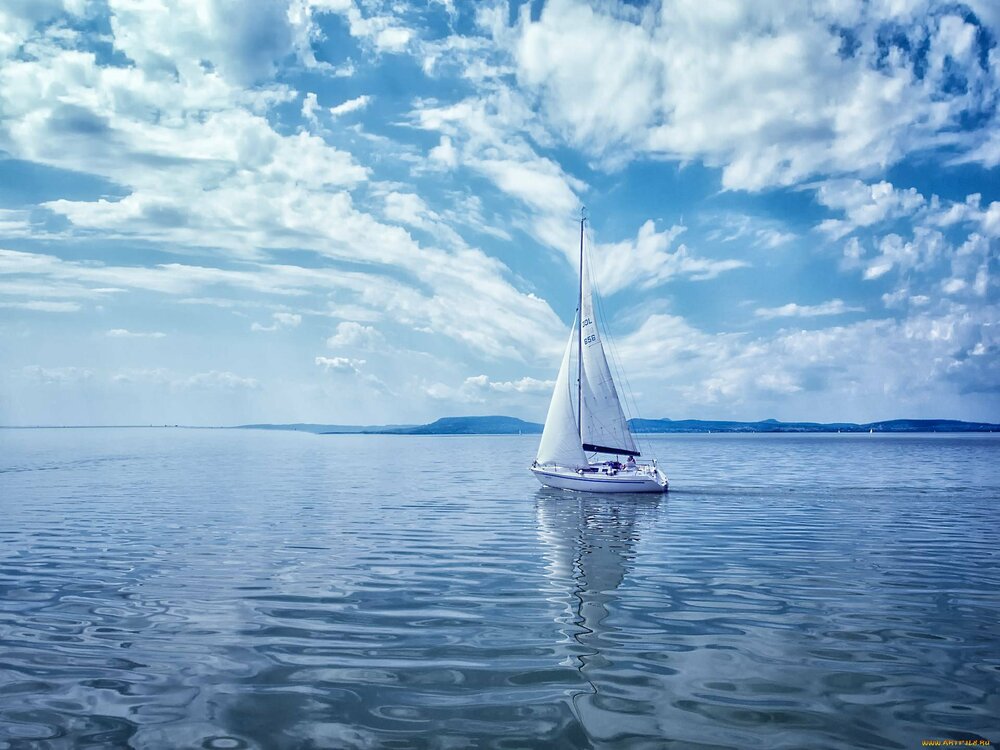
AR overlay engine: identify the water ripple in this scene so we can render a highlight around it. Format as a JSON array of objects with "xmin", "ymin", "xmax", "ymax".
[{"xmin": 1, "ymin": 429, "xmax": 998, "ymax": 748}]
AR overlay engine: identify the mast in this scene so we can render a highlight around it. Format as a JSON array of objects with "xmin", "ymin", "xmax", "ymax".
[{"xmin": 577, "ymin": 210, "xmax": 585, "ymax": 442}]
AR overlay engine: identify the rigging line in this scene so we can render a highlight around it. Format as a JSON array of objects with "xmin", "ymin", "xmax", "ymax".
[{"xmin": 584, "ymin": 224, "xmax": 653, "ymax": 460}]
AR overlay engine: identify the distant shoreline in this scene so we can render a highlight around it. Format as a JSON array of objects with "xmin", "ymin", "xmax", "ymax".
[{"xmin": 3, "ymin": 416, "xmax": 998, "ymax": 434}]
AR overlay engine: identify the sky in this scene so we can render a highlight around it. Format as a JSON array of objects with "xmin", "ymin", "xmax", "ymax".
[{"xmin": 0, "ymin": 0, "xmax": 997, "ymax": 427}]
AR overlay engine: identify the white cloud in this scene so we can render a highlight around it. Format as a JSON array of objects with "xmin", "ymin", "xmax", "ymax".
[
  {"xmin": 315, "ymin": 355, "xmax": 365, "ymax": 373},
  {"xmin": 483, "ymin": 376, "xmax": 554, "ymax": 394},
  {"xmin": 21, "ymin": 365, "xmax": 94, "ymax": 383},
  {"xmin": 593, "ymin": 221, "xmax": 747, "ymax": 295},
  {"xmin": 382, "ymin": 191, "xmax": 429, "ymax": 227},
  {"xmin": 180, "ymin": 370, "xmax": 259, "ymax": 389},
  {"xmin": 0, "ymin": 208, "xmax": 37, "ymax": 238},
  {"xmin": 378, "ymin": 190, "xmax": 468, "ymax": 249},
  {"xmin": 291, "ymin": 0, "xmax": 413, "ymax": 55},
  {"xmin": 107, "ymin": 366, "xmax": 259, "ymax": 391},
  {"xmin": 0, "ymin": 2, "xmax": 90, "ymax": 59},
  {"xmin": 107, "ymin": 0, "xmax": 295, "ymax": 85},
  {"xmin": 251, "ymin": 312, "xmax": 302, "ymax": 331},
  {"xmin": 925, "ymin": 194, "xmax": 1000, "ymax": 239},
  {"xmin": 1, "ymin": 245, "xmax": 564, "ymax": 361},
  {"xmin": 0, "ymin": 300, "xmax": 80, "ymax": 312},
  {"xmin": 817, "ymin": 180, "xmax": 926, "ymax": 239},
  {"xmin": 411, "ymin": 88, "xmax": 584, "ymax": 252},
  {"xmin": 428, "ymin": 135, "xmax": 458, "ymax": 168},
  {"xmin": 301, "ymin": 91, "xmax": 321, "ymax": 127},
  {"xmin": 423, "ymin": 380, "xmax": 470, "ymax": 402},
  {"xmin": 106, "ymin": 328, "xmax": 167, "ymax": 338},
  {"xmin": 0, "ymin": 21, "xmax": 575, "ymax": 364},
  {"xmin": 613, "ymin": 304, "xmax": 998, "ymax": 420},
  {"xmin": 475, "ymin": 156, "xmax": 581, "ymax": 216},
  {"xmin": 329, "ymin": 94, "xmax": 371, "ymax": 117},
  {"xmin": 413, "ymin": 87, "xmax": 745, "ymax": 294},
  {"xmin": 326, "ymin": 321, "xmax": 382, "ymax": 349},
  {"xmin": 708, "ymin": 213, "xmax": 797, "ymax": 249},
  {"xmin": 755, "ymin": 299, "xmax": 864, "ymax": 319},
  {"xmin": 496, "ymin": 1, "xmax": 998, "ymax": 189},
  {"xmin": 862, "ymin": 228, "xmax": 948, "ymax": 281},
  {"xmin": 274, "ymin": 312, "xmax": 302, "ymax": 327},
  {"xmin": 422, "ymin": 372, "xmax": 555, "ymax": 404},
  {"xmin": 315, "ymin": 354, "xmax": 391, "ymax": 393}
]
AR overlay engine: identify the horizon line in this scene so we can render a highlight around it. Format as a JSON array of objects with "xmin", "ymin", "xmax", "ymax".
[{"xmin": 2, "ymin": 415, "xmax": 998, "ymax": 430}]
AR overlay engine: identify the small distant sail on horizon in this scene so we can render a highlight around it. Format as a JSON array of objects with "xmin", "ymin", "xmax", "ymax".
[{"xmin": 531, "ymin": 216, "xmax": 668, "ymax": 494}]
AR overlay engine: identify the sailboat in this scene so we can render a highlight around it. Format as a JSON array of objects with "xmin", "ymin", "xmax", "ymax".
[{"xmin": 530, "ymin": 216, "xmax": 668, "ymax": 493}]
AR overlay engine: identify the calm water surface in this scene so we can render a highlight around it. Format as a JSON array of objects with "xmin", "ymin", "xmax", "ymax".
[{"xmin": 0, "ymin": 429, "xmax": 998, "ymax": 749}]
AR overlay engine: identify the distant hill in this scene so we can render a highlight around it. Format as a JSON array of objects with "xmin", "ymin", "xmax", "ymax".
[
  {"xmin": 373, "ymin": 416, "xmax": 543, "ymax": 435},
  {"xmin": 233, "ymin": 417, "xmax": 999, "ymax": 435},
  {"xmin": 629, "ymin": 418, "xmax": 1000, "ymax": 433}
]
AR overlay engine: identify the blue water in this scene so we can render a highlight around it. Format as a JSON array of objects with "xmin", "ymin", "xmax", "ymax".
[{"xmin": 0, "ymin": 429, "xmax": 998, "ymax": 749}]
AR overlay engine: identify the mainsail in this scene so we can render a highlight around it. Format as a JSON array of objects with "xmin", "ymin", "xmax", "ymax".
[
  {"xmin": 536, "ymin": 316, "xmax": 588, "ymax": 468},
  {"xmin": 579, "ymin": 239, "xmax": 639, "ymax": 457}
]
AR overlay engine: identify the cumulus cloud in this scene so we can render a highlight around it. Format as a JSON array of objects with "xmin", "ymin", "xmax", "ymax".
[
  {"xmin": 326, "ymin": 321, "xmax": 383, "ymax": 349},
  {"xmin": 251, "ymin": 312, "xmax": 302, "ymax": 332},
  {"xmin": 484, "ymin": 376, "xmax": 553, "ymax": 393},
  {"xmin": 862, "ymin": 228, "xmax": 949, "ymax": 280},
  {"xmin": 423, "ymin": 373, "xmax": 555, "ymax": 404},
  {"xmin": 466, "ymin": 374, "xmax": 554, "ymax": 393},
  {"xmin": 817, "ymin": 180, "xmax": 926, "ymax": 240},
  {"xmin": 817, "ymin": 180, "xmax": 998, "ymax": 252},
  {"xmin": 107, "ymin": 0, "xmax": 295, "ymax": 84},
  {"xmin": 614, "ymin": 305, "xmax": 998, "ymax": 420},
  {"xmin": 498, "ymin": 1, "xmax": 999, "ymax": 190}
]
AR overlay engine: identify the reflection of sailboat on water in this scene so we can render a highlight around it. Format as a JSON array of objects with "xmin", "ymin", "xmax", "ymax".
[
  {"xmin": 536, "ymin": 490, "xmax": 662, "ymax": 737},
  {"xmin": 531, "ymin": 215, "xmax": 668, "ymax": 493}
]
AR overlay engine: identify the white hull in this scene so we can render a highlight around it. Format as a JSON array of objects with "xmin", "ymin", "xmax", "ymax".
[{"xmin": 531, "ymin": 464, "xmax": 668, "ymax": 494}]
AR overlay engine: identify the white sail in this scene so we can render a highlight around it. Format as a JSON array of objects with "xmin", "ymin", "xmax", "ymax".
[
  {"xmin": 536, "ymin": 318, "xmax": 588, "ymax": 468},
  {"xmin": 579, "ymin": 245, "xmax": 638, "ymax": 456}
]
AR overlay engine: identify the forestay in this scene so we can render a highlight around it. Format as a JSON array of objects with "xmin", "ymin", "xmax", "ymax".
[{"xmin": 536, "ymin": 317, "xmax": 588, "ymax": 468}]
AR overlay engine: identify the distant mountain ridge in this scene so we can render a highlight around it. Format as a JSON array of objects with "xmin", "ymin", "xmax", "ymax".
[
  {"xmin": 369, "ymin": 416, "xmax": 543, "ymax": 435},
  {"xmin": 629, "ymin": 418, "xmax": 1000, "ymax": 433},
  {"xmin": 235, "ymin": 416, "xmax": 1000, "ymax": 435}
]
